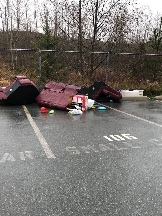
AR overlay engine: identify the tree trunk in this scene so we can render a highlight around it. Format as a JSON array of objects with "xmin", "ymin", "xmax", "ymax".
[
  {"xmin": 78, "ymin": 0, "xmax": 84, "ymax": 75},
  {"xmin": 90, "ymin": 0, "xmax": 98, "ymax": 78}
]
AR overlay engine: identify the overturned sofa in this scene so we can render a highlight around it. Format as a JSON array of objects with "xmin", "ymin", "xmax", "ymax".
[
  {"xmin": 36, "ymin": 81, "xmax": 81, "ymax": 110},
  {"xmin": 0, "ymin": 87, "xmax": 7, "ymax": 104},
  {"xmin": 0, "ymin": 76, "xmax": 40, "ymax": 105},
  {"xmin": 80, "ymin": 81, "xmax": 122, "ymax": 102}
]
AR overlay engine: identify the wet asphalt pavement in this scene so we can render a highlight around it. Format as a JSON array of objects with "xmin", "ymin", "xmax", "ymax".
[{"xmin": 1, "ymin": 99, "xmax": 162, "ymax": 216}]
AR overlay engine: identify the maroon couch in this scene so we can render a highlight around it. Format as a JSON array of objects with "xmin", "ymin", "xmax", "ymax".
[
  {"xmin": 36, "ymin": 81, "xmax": 81, "ymax": 110},
  {"xmin": 0, "ymin": 76, "xmax": 40, "ymax": 105}
]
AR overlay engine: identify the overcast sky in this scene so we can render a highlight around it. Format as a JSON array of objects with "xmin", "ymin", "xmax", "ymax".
[{"xmin": 137, "ymin": 0, "xmax": 162, "ymax": 14}]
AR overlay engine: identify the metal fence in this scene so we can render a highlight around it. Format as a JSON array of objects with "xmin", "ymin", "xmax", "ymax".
[{"xmin": 0, "ymin": 48, "xmax": 162, "ymax": 93}]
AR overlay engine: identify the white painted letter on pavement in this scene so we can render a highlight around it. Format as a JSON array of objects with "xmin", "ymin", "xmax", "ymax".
[
  {"xmin": 0, "ymin": 153, "xmax": 16, "ymax": 163},
  {"xmin": 66, "ymin": 147, "xmax": 80, "ymax": 154}
]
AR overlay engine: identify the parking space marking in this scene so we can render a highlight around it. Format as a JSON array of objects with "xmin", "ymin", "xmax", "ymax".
[
  {"xmin": 104, "ymin": 134, "xmax": 138, "ymax": 141},
  {"xmin": 65, "ymin": 141, "xmax": 141, "ymax": 155},
  {"xmin": 99, "ymin": 103, "xmax": 162, "ymax": 128},
  {"xmin": 22, "ymin": 105, "xmax": 56, "ymax": 159},
  {"xmin": 0, "ymin": 153, "xmax": 16, "ymax": 163},
  {"xmin": 0, "ymin": 151, "xmax": 34, "ymax": 163}
]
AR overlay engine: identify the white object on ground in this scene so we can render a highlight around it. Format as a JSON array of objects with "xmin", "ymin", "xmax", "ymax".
[
  {"xmin": 87, "ymin": 99, "xmax": 94, "ymax": 108},
  {"xmin": 69, "ymin": 109, "xmax": 83, "ymax": 115}
]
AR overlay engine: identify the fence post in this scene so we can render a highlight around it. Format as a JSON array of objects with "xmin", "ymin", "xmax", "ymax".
[
  {"xmin": 38, "ymin": 49, "xmax": 42, "ymax": 90},
  {"xmin": 105, "ymin": 52, "xmax": 110, "ymax": 84}
]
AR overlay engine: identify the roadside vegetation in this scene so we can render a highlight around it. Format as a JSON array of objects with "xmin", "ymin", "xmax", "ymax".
[{"xmin": 0, "ymin": 0, "xmax": 162, "ymax": 97}]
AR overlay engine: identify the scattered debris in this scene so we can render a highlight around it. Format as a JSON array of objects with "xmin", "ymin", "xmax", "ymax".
[
  {"xmin": 97, "ymin": 106, "xmax": 107, "ymax": 110},
  {"xmin": 0, "ymin": 78, "xmax": 123, "ymax": 112},
  {"xmin": 72, "ymin": 95, "xmax": 88, "ymax": 112},
  {"xmin": 91, "ymin": 105, "xmax": 96, "ymax": 109},
  {"xmin": 87, "ymin": 99, "xmax": 95, "ymax": 109},
  {"xmin": 36, "ymin": 80, "xmax": 122, "ymax": 111},
  {"xmin": 40, "ymin": 107, "xmax": 49, "ymax": 113},
  {"xmin": 49, "ymin": 110, "xmax": 54, "ymax": 114},
  {"xmin": 68, "ymin": 109, "xmax": 83, "ymax": 115}
]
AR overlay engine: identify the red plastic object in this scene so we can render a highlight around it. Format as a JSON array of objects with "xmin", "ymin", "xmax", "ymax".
[{"xmin": 40, "ymin": 107, "xmax": 49, "ymax": 113}]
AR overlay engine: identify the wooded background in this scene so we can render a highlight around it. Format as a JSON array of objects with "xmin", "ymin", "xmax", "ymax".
[{"xmin": 0, "ymin": 0, "xmax": 162, "ymax": 95}]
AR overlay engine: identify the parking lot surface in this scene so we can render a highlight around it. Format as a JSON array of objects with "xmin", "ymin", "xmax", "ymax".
[{"xmin": 1, "ymin": 99, "xmax": 162, "ymax": 215}]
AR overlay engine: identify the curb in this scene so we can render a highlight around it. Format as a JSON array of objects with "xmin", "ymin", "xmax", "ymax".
[
  {"xmin": 154, "ymin": 95, "xmax": 162, "ymax": 100},
  {"xmin": 121, "ymin": 96, "xmax": 149, "ymax": 101}
]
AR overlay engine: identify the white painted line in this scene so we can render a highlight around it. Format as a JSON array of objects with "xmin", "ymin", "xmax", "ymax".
[
  {"xmin": 99, "ymin": 103, "xmax": 162, "ymax": 128},
  {"xmin": 22, "ymin": 105, "xmax": 56, "ymax": 159}
]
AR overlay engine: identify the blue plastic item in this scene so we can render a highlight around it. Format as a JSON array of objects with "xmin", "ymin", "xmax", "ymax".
[{"xmin": 97, "ymin": 106, "xmax": 106, "ymax": 110}]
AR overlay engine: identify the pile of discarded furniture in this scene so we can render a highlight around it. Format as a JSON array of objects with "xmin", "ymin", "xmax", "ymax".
[
  {"xmin": 0, "ymin": 76, "xmax": 122, "ymax": 111},
  {"xmin": 36, "ymin": 80, "xmax": 122, "ymax": 111}
]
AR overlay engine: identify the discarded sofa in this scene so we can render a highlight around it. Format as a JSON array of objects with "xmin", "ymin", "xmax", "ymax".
[
  {"xmin": 79, "ymin": 81, "xmax": 122, "ymax": 101},
  {"xmin": 0, "ymin": 87, "xmax": 7, "ymax": 100},
  {"xmin": 36, "ymin": 80, "xmax": 122, "ymax": 110},
  {"xmin": 0, "ymin": 76, "xmax": 40, "ymax": 105},
  {"xmin": 36, "ymin": 81, "xmax": 81, "ymax": 110}
]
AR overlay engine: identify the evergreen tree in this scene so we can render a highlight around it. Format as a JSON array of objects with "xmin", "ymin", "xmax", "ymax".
[{"xmin": 36, "ymin": 8, "xmax": 60, "ymax": 80}]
